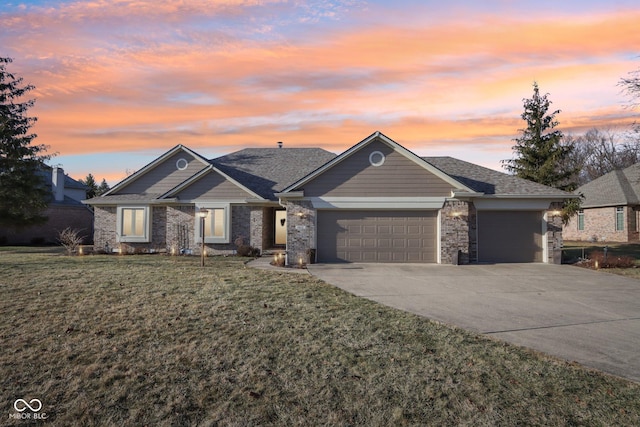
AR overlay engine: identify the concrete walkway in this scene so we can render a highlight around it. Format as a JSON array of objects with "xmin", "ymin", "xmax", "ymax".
[{"xmin": 307, "ymin": 263, "xmax": 640, "ymax": 383}]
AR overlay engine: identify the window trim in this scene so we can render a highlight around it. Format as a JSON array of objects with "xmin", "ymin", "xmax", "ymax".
[
  {"xmin": 116, "ymin": 206, "xmax": 152, "ymax": 243},
  {"xmin": 195, "ymin": 204, "xmax": 231, "ymax": 244}
]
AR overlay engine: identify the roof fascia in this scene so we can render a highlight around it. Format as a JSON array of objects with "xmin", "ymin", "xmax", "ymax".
[
  {"xmin": 160, "ymin": 165, "xmax": 265, "ymax": 201},
  {"xmin": 102, "ymin": 145, "xmax": 211, "ymax": 197},
  {"xmin": 281, "ymin": 131, "xmax": 478, "ymax": 194}
]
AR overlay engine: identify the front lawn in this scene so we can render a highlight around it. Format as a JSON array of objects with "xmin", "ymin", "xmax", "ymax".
[{"xmin": 1, "ymin": 249, "xmax": 639, "ymax": 425}]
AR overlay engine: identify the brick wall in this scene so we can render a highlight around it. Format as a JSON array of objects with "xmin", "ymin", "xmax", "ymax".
[
  {"xmin": 0, "ymin": 205, "xmax": 94, "ymax": 245},
  {"xmin": 93, "ymin": 206, "xmax": 117, "ymax": 250},
  {"xmin": 563, "ymin": 205, "xmax": 637, "ymax": 242}
]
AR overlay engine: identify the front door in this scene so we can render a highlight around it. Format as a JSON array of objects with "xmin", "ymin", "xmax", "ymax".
[{"xmin": 275, "ymin": 210, "xmax": 287, "ymax": 246}]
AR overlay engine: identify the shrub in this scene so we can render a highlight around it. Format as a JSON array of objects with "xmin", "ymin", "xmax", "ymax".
[
  {"xmin": 237, "ymin": 245, "xmax": 260, "ymax": 257},
  {"xmin": 587, "ymin": 251, "xmax": 636, "ymax": 269},
  {"xmin": 58, "ymin": 227, "xmax": 85, "ymax": 255}
]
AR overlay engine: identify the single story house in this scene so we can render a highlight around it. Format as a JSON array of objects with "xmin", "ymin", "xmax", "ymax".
[
  {"xmin": 0, "ymin": 166, "xmax": 93, "ymax": 245},
  {"xmin": 564, "ymin": 163, "xmax": 640, "ymax": 242},
  {"xmin": 84, "ymin": 132, "xmax": 571, "ymax": 264}
]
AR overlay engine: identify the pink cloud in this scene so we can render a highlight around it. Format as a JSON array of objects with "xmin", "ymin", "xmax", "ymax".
[{"xmin": 1, "ymin": 1, "xmax": 638, "ymax": 176}]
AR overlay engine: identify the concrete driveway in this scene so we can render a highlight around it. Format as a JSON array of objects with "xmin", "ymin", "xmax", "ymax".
[{"xmin": 307, "ymin": 263, "xmax": 640, "ymax": 383}]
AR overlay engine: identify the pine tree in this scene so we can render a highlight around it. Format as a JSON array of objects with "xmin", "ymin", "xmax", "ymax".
[
  {"xmin": 80, "ymin": 173, "xmax": 99, "ymax": 199},
  {"xmin": 502, "ymin": 82, "xmax": 577, "ymax": 192},
  {"xmin": 97, "ymin": 178, "xmax": 110, "ymax": 196},
  {"xmin": 0, "ymin": 57, "xmax": 52, "ymax": 227}
]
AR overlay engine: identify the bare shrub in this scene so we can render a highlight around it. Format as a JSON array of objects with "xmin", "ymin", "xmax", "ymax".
[
  {"xmin": 58, "ymin": 227, "xmax": 85, "ymax": 255},
  {"xmin": 587, "ymin": 251, "xmax": 636, "ymax": 269}
]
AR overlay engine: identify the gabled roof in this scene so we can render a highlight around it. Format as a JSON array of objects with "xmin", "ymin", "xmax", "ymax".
[
  {"xmin": 575, "ymin": 163, "xmax": 640, "ymax": 208},
  {"xmin": 160, "ymin": 164, "xmax": 265, "ymax": 200},
  {"xmin": 424, "ymin": 157, "xmax": 571, "ymax": 197},
  {"xmin": 281, "ymin": 131, "xmax": 477, "ymax": 194},
  {"xmin": 212, "ymin": 147, "xmax": 337, "ymax": 200},
  {"xmin": 103, "ymin": 145, "xmax": 210, "ymax": 197}
]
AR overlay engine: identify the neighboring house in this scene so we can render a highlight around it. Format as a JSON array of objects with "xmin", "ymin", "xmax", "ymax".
[
  {"xmin": 0, "ymin": 167, "xmax": 94, "ymax": 245},
  {"xmin": 84, "ymin": 132, "xmax": 572, "ymax": 264},
  {"xmin": 564, "ymin": 163, "xmax": 640, "ymax": 242}
]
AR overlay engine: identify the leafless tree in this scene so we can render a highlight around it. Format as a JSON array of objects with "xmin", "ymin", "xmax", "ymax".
[{"xmin": 563, "ymin": 128, "xmax": 640, "ymax": 185}]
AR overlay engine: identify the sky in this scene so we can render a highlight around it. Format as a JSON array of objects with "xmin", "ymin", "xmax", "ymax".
[{"xmin": 2, "ymin": 0, "xmax": 639, "ymax": 185}]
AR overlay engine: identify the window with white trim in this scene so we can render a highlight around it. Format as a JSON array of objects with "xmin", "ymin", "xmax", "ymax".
[
  {"xmin": 577, "ymin": 210, "xmax": 584, "ymax": 231},
  {"xmin": 117, "ymin": 206, "xmax": 151, "ymax": 242},
  {"xmin": 196, "ymin": 206, "xmax": 230, "ymax": 244},
  {"xmin": 616, "ymin": 207, "xmax": 624, "ymax": 231}
]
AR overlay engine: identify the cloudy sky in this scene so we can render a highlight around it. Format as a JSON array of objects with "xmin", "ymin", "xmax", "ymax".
[{"xmin": 3, "ymin": 0, "xmax": 639, "ymax": 184}]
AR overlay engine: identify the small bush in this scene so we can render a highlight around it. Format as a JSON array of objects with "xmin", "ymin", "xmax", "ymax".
[
  {"xmin": 587, "ymin": 251, "xmax": 636, "ymax": 269},
  {"xmin": 58, "ymin": 227, "xmax": 85, "ymax": 255},
  {"xmin": 237, "ymin": 245, "xmax": 260, "ymax": 257}
]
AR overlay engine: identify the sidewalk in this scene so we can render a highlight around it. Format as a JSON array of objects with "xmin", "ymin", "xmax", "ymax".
[{"xmin": 246, "ymin": 256, "xmax": 311, "ymax": 274}]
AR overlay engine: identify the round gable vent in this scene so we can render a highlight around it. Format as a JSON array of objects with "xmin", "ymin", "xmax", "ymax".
[
  {"xmin": 176, "ymin": 158, "xmax": 188, "ymax": 170},
  {"xmin": 369, "ymin": 151, "xmax": 385, "ymax": 167}
]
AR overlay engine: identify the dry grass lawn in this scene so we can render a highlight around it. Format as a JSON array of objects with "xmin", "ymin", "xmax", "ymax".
[{"xmin": 2, "ymin": 247, "xmax": 640, "ymax": 426}]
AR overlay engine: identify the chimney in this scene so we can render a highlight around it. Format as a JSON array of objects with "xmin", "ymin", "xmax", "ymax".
[
  {"xmin": 277, "ymin": 141, "xmax": 283, "ymax": 149},
  {"xmin": 52, "ymin": 167, "xmax": 65, "ymax": 202}
]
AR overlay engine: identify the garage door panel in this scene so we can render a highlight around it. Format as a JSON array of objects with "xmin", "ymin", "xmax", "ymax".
[
  {"xmin": 478, "ymin": 211, "xmax": 543, "ymax": 263},
  {"xmin": 318, "ymin": 211, "xmax": 437, "ymax": 263}
]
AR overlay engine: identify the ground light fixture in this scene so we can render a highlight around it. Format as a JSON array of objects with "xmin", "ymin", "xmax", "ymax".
[{"xmin": 197, "ymin": 209, "xmax": 209, "ymax": 267}]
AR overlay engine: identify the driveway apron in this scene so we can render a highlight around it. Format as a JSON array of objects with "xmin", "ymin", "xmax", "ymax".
[{"xmin": 307, "ymin": 263, "xmax": 640, "ymax": 383}]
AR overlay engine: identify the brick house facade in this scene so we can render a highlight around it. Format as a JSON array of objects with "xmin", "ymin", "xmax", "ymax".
[
  {"xmin": 563, "ymin": 164, "xmax": 640, "ymax": 243},
  {"xmin": 0, "ymin": 167, "xmax": 93, "ymax": 245},
  {"xmin": 85, "ymin": 132, "xmax": 572, "ymax": 264}
]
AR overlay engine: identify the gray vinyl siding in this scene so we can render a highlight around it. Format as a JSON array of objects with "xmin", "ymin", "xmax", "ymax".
[
  {"xmin": 114, "ymin": 152, "xmax": 206, "ymax": 195},
  {"xmin": 174, "ymin": 171, "xmax": 253, "ymax": 200},
  {"xmin": 302, "ymin": 140, "xmax": 453, "ymax": 197}
]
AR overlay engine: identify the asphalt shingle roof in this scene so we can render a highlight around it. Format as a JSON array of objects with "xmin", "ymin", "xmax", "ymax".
[
  {"xmin": 423, "ymin": 156, "xmax": 570, "ymax": 196},
  {"xmin": 211, "ymin": 148, "xmax": 337, "ymax": 200},
  {"xmin": 575, "ymin": 164, "xmax": 640, "ymax": 208}
]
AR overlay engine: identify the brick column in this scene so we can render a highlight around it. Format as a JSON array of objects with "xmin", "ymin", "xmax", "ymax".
[
  {"xmin": 440, "ymin": 201, "xmax": 471, "ymax": 265},
  {"xmin": 285, "ymin": 200, "xmax": 315, "ymax": 266}
]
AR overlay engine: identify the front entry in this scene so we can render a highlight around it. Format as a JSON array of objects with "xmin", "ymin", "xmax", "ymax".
[{"xmin": 275, "ymin": 209, "xmax": 287, "ymax": 246}]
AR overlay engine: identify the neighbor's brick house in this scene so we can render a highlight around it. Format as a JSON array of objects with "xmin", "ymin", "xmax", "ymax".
[
  {"xmin": 0, "ymin": 167, "xmax": 93, "ymax": 245},
  {"xmin": 564, "ymin": 164, "xmax": 640, "ymax": 242},
  {"xmin": 85, "ymin": 132, "xmax": 572, "ymax": 264}
]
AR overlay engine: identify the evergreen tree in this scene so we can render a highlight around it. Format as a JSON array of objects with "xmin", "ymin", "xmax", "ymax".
[
  {"xmin": 97, "ymin": 178, "xmax": 110, "ymax": 196},
  {"xmin": 80, "ymin": 173, "xmax": 99, "ymax": 199},
  {"xmin": 502, "ymin": 82, "xmax": 578, "ymax": 191},
  {"xmin": 0, "ymin": 57, "xmax": 52, "ymax": 227}
]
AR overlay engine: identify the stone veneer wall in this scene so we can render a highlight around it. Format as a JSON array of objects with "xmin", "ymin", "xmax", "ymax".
[
  {"xmin": 563, "ymin": 205, "xmax": 638, "ymax": 243},
  {"xmin": 285, "ymin": 200, "xmax": 315, "ymax": 265},
  {"xmin": 440, "ymin": 200, "xmax": 472, "ymax": 264},
  {"xmin": 546, "ymin": 203, "xmax": 564, "ymax": 264}
]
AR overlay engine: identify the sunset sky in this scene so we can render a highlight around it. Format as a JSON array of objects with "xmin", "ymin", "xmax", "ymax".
[{"xmin": 3, "ymin": 0, "xmax": 639, "ymax": 185}]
